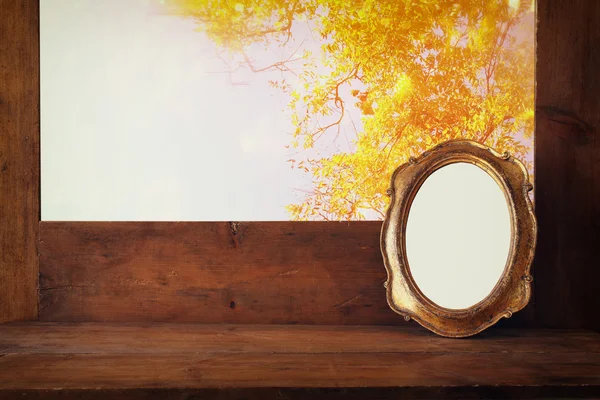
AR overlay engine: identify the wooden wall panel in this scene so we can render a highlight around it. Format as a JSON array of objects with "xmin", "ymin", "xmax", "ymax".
[
  {"xmin": 38, "ymin": 222, "xmax": 403, "ymax": 324},
  {"xmin": 38, "ymin": 220, "xmax": 537, "ymax": 326},
  {"xmin": 0, "ymin": 0, "xmax": 40, "ymax": 322},
  {"xmin": 535, "ymin": 0, "xmax": 600, "ymax": 329}
]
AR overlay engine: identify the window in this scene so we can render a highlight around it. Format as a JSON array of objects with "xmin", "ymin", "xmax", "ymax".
[{"xmin": 41, "ymin": 0, "xmax": 535, "ymax": 221}]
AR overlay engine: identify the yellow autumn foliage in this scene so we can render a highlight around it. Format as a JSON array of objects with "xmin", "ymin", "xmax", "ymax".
[{"xmin": 168, "ymin": 0, "xmax": 534, "ymax": 220}]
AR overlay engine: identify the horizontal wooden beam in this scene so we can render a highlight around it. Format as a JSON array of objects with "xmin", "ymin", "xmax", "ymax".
[
  {"xmin": 38, "ymin": 221, "xmax": 536, "ymax": 326},
  {"xmin": 38, "ymin": 222, "xmax": 400, "ymax": 325},
  {"xmin": 3, "ymin": 323, "xmax": 597, "ymax": 355},
  {"xmin": 5, "ymin": 352, "xmax": 597, "ymax": 390},
  {"xmin": 0, "ymin": 323, "xmax": 598, "ymax": 390},
  {"xmin": 3, "ymin": 387, "xmax": 599, "ymax": 400}
]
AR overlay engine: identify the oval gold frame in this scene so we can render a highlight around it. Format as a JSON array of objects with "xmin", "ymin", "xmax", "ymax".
[{"xmin": 380, "ymin": 140, "xmax": 537, "ymax": 338}]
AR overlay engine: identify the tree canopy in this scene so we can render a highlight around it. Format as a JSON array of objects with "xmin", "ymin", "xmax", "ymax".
[{"xmin": 168, "ymin": 0, "xmax": 534, "ymax": 220}]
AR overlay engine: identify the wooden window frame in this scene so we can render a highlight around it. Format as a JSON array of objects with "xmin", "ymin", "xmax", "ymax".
[{"xmin": 1, "ymin": 0, "xmax": 598, "ymax": 330}]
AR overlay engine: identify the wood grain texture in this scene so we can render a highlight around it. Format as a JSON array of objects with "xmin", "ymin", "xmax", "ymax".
[
  {"xmin": 37, "ymin": 219, "xmax": 536, "ymax": 327},
  {"xmin": 3, "ymin": 352, "xmax": 599, "ymax": 390},
  {"xmin": 535, "ymin": 0, "xmax": 600, "ymax": 329},
  {"xmin": 38, "ymin": 222, "xmax": 400, "ymax": 324},
  {"xmin": 2, "ymin": 323, "xmax": 598, "ymax": 355},
  {"xmin": 3, "ymin": 387, "xmax": 599, "ymax": 400},
  {"xmin": 0, "ymin": 0, "xmax": 40, "ymax": 322},
  {"xmin": 0, "ymin": 323, "xmax": 598, "ymax": 390}
]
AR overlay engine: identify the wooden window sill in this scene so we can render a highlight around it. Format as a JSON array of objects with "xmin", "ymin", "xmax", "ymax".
[{"xmin": 0, "ymin": 323, "xmax": 598, "ymax": 391}]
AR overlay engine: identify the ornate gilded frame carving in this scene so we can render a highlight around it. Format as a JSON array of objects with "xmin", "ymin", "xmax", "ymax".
[{"xmin": 380, "ymin": 140, "xmax": 537, "ymax": 338}]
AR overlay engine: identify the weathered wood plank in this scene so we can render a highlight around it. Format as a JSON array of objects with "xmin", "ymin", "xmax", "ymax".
[
  {"xmin": 38, "ymin": 222, "xmax": 401, "ymax": 324},
  {"xmin": 3, "ymin": 387, "xmax": 599, "ymax": 400},
  {"xmin": 37, "ymin": 217, "xmax": 538, "ymax": 326},
  {"xmin": 0, "ymin": 0, "xmax": 40, "ymax": 322},
  {"xmin": 1, "ymin": 323, "xmax": 597, "ymax": 355},
  {"xmin": 2, "ymin": 352, "xmax": 599, "ymax": 390},
  {"xmin": 535, "ymin": 0, "xmax": 600, "ymax": 329},
  {"xmin": 0, "ymin": 323, "xmax": 598, "ymax": 390}
]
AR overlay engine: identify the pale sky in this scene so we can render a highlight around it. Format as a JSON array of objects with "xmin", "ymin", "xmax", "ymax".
[{"xmin": 41, "ymin": 0, "xmax": 356, "ymax": 221}]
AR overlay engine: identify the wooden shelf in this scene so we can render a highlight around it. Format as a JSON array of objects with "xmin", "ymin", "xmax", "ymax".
[{"xmin": 0, "ymin": 323, "xmax": 598, "ymax": 391}]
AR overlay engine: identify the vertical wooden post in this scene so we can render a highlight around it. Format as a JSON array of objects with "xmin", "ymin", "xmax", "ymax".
[
  {"xmin": 535, "ymin": 0, "xmax": 600, "ymax": 329},
  {"xmin": 0, "ymin": 0, "xmax": 40, "ymax": 322}
]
